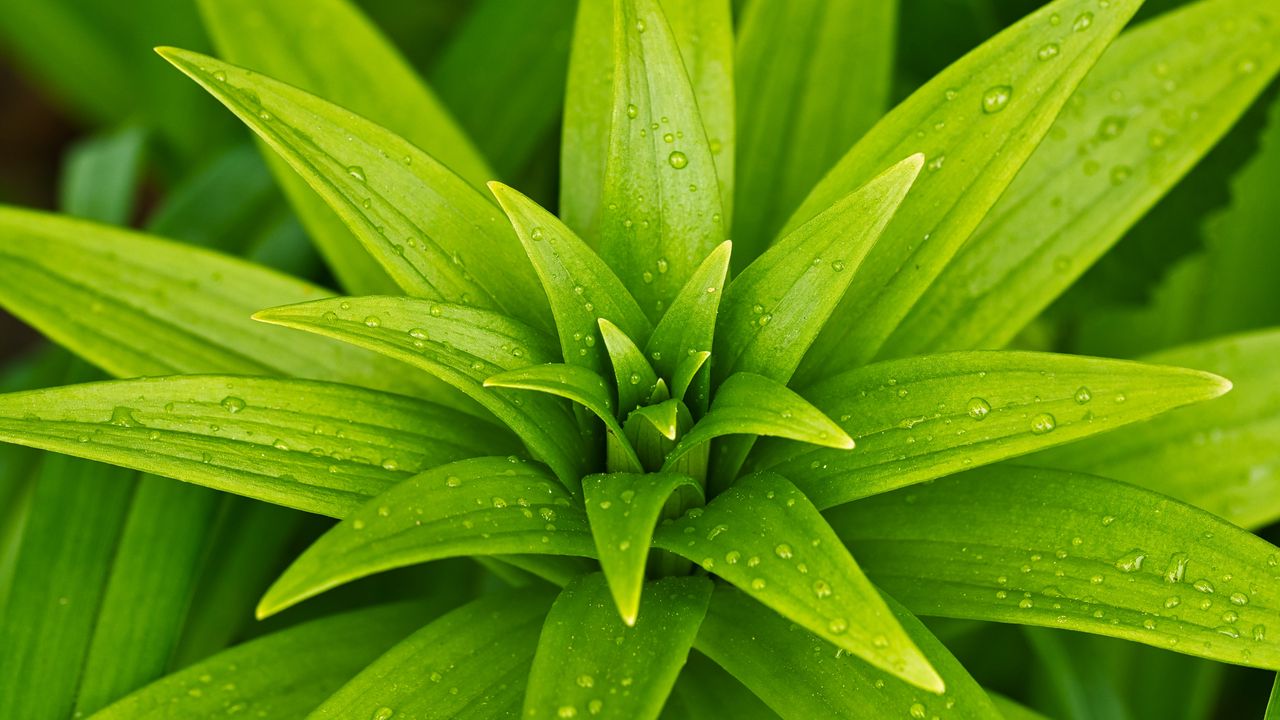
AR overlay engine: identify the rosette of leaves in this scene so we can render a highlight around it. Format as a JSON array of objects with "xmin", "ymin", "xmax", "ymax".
[{"xmin": 1, "ymin": 0, "xmax": 1279, "ymax": 718}]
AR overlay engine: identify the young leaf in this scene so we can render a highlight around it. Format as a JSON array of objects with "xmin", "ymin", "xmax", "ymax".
[
  {"xmin": 259, "ymin": 457, "xmax": 596, "ymax": 617},
  {"xmin": 0, "ymin": 375, "xmax": 509, "ymax": 517},
  {"xmin": 198, "ymin": 0, "xmax": 493, "ymax": 294},
  {"xmin": 254, "ymin": 296, "xmax": 588, "ymax": 484},
  {"xmin": 671, "ymin": 351, "xmax": 711, "ymax": 407},
  {"xmin": 885, "ymin": 0, "xmax": 1280, "ymax": 356},
  {"xmin": 490, "ymin": 181, "xmax": 652, "ymax": 376},
  {"xmin": 74, "ymin": 478, "xmax": 221, "ymax": 715},
  {"xmin": 695, "ymin": 586, "xmax": 1003, "ymax": 720},
  {"xmin": 1030, "ymin": 329, "xmax": 1280, "ymax": 529},
  {"xmin": 653, "ymin": 472, "xmax": 944, "ymax": 693},
  {"xmin": 0, "ymin": 454, "xmax": 134, "ymax": 720},
  {"xmin": 59, "ymin": 125, "xmax": 147, "ymax": 225},
  {"xmin": 523, "ymin": 573, "xmax": 712, "ymax": 720},
  {"xmin": 646, "ymin": 240, "xmax": 731, "ymax": 386},
  {"xmin": 662, "ymin": 373, "xmax": 853, "ymax": 469},
  {"xmin": 788, "ymin": 0, "xmax": 1144, "ymax": 382},
  {"xmin": 599, "ymin": 318, "xmax": 660, "ymax": 415},
  {"xmin": 560, "ymin": 0, "xmax": 615, "ymax": 242},
  {"xmin": 662, "ymin": 652, "xmax": 780, "ymax": 720},
  {"xmin": 598, "ymin": 0, "xmax": 727, "ymax": 320},
  {"xmin": 92, "ymin": 602, "xmax": 430, "ymax": 719},
  {"xmin": 830, "ymin": 465, "xmax": 1280, "ymax": 670},
  {"xmin": 715, "ymin": 154, "xmax": 922, "ymax": 384},
  {"xmin": 732, "ymin": 0, "xmax": 896, "ymax": 265},
  {"xmin": 0, "ymin": 207, "xmax": 462, "ymax": 405},
  {"xmin": 311, "ymin": 587, "xmax": 558, "ymax": 720},
  {"xmin": 583, "ymin": 472, "xmax": 703, "ymax": 624},
  {"xmin": 159, "ymin": 48, "xmax": 553, "ymax": 333},
  {"xmin": 753, "ymin": 350, "xmax": 1232, "ymax": 510}
]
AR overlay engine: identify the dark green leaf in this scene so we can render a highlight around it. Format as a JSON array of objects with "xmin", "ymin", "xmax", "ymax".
[
  {"xmin": 255, "ymin": 295, "xmax": 589, "ymax": 484},
  {"xmin": 523, "ymin": 573, "xmax": 712, "ymax": 720},
  {"xmin": 716, "ymin": 154, "xmax": 922, "ymax": 384},
  {"xmin": 599, "ymin": 0, "xmax": 727, "ymax": 320},
  {"xmin": 660, "ymin": 652, "xmax": 779, "ymax": 720},
  {"xmin": 599, "ymin": 318, "xmax": 661, "ymax": 416},
  {"xmin": 311, "ymin": 588, "xmax": 558, "ymax": 720},
  {"xmin": 654, "ymin": 472, "xmax": 944, "ymax": 692},
  {"xmin": 0, "ymin": 375, "xmax": 509, "ymax": 517},
  {"xmin": 646, "ymin": 240, "xmax": 731, "ymax": 389},
  {"xmin": 259, "ymin": 457, "xmax": 595, "ymax": 617},
  {"xmin": 754, "ymin": 350, "xmax": 1232, "ymax": 509},
  {"xmin": 58, "ymin": 126, "xmax": 146, "ymax": 225},
  {"xmin": 583, "ymin": 472, "xmax": 703, "ymax": 623},
  {"xmin": 790, "ymin": 0, "xmax": 1144, "ymax": 381},
  {"xmin": 831, "ymin": 465, "xmax": 1280, "ymax": 669}
]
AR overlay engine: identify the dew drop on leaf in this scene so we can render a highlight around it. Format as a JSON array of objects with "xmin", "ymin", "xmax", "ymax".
[
  {"xmin": 220, "ymin": 396, "xmax": 246, "ymax": 413},
  {"xmin": 1030, "ymin": 412, "xmax": 1057, "ymax": 434},
  {"xmin": 967, "ymin": 397, "xmax": 991, "ymax": 420},
  {"xmin": 667, "ymin": 151, "xmax": 689, "ymax": 169},
  {"xmin": 981, "ymin": 85, "xmax": 1013, "ymax": 114}
]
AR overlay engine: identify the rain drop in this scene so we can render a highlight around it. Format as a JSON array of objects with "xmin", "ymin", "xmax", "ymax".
[
  {"xmin": 1030, "ymin": 413, "xmax": 1056, "ymax": 435},
  {"xmin": 981, "ymin": 85, "xmax": 1013, "ymax": 114},
  {"xmin": 668, "ymin": 151, "xmax": 689, "ymax": 169},
  {"xmin": 967, "ymin": 397, "xmax": 991, "ymax": 420}
]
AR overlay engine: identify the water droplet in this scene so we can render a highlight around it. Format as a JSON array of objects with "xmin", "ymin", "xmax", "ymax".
[
  {"xmin": 364, "ymin": 315, "xmax": 381, "ymax": 328},
  {"xmin": 1164, "ymin": 552, "xmax": 1189, "ymax": 583},
  {"xmin": 1097, "ymin": 115, "xmax": 1127, "ymax": 140},
  {"xmin": 1019, "ymin": 598, "xmax": 1034, "ymax": 609},
  {"xmin": 1102, "ymin": 515, "xmax": 1116, "ymax": 526},
  {"xmin": 751, "ymin": 578, "xmax": 767, "ymax": 591},
  {"xmin": 1037, "ymin": 43, "xmax": 1060, "ymax": 60},
  {"xmin": 1074, "ymin": 387, "xmax": 1092, "ymax": 404},
  {"xmin": 1110, "ymin": 165, "xmax": 1132, "ymax": 185},
  {"xmin": 372, "ymin": 707, "xmax": 394, "ymax": 720},
  {"xmin": 576, "ymin": 674, "xmax": 594, "ymax": 688},
  {"xmin": 1115, "ymin": 549, "xmax": 1147, "ymax": 572},
  {"xmin": 725, "ymin": 550, "xmax": 740, "ymax": 564},
  {"xmin": 634, "ymin": 18, "xmax": 646, "ymax": 32},
  {"xmin": 910, "ymin": 703, "xmax": 927, "ymax": 719},
  {"xmin": 347, "ymin": 166, "xmax": 366, "ymax": 182},
  {"xmin": 1194, "ymin": 579, "xmax": 1216, "ymax": 594},
  {"xmin": 558, "ymin": 706, "xmax": 578, "ymax": 718},
  {"xmin": 1073, "ymin": 11, "xmax": 1094, "ymax": 31},
  {"xmin": 1230, "ymin": 592, "xmax": 1249, "ymax": 606},
  {"xmin": 813, "ymin": 580, "xmax": 832, "ymax": 598},
  {"xmin": 1165, "ymin": 596, "xmax": 1181, "ymax": 608},
  {"xmin": 828, "ymin": 618, "xmax": 848, "ymax": 634},
  {"xmin": 981, "ymin": 85, "xmax": 1013, "ymax": 114},
  {"xmin": 1237, "ymin": 57, "xmax": 1258, "ymax": 74},
  {"xmin": 109, "ymin": 406, "xmax": 144, "ymax": 428},
  {"xmin": 775, "ymin": 543, "xmax": 793, "ymax": 559},
  {"xmin": 1030, "ymin": 413, "xmax": 1057, "ymax": 435},
  {"xmin": 667, "ymin": 151, "xmax": 688, "ymax": 169},
  {"xmin": 220, "ymin": 396, "xmax": 246, "ymax": 413},
  {"xmin": 1253, "ymin": 624, "xmax": 1267, "ymax": 641},
  {"xmin": 927, "ymin": 155, "xmax": 946, "ymax": 172},
  {"xmin": 967, "ymin": 397, "xmax": 991, "ymax": 420},
  {"xmin": 627, "ymin": 104, "xmax": 638, "ymax": 119}
]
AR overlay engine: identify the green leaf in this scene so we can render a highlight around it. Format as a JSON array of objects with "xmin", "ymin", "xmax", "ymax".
[
  {"xmin": 599, "ymin": 318, "xmax": 660, "ymax": 415},
  {"xmin": 599, "ymin": 0, "xmax": 727, "ymax": 320},
  {"xmin": 93, "ymin": 602, "xmax": 429, "ymax": 719},
  {"xmin": 255, "ymin": 295, "xmax": 589, "ymax": 484},
  {"xmin": 523, "ymin": 573, "xmax": 712, "ymax": 720},
  {"xmin": 646, "ymin": 240, "xmax": 731, "ymax": 389},
  {"xmin": 0, "ymin": 454, "xmax": 134, "ymax": 720},
  {"xmin": 715, "ymin": 154, "xmax": 922, "ymax": 385},
  {"xmin": 988, "ymin": 692, "xmax": 1055, "ymax": 720},
  {"xmin": 789, "ymin": 0, "xmax": 1144, "ymax": 381},
  {"xmin": 259, "ymin": 457, "xmax": 596, "ymax": 617},
  {"xmin": 830, "ymin": 464, "xmax": 1280, "ymax": 670},
  {"xmin": 753, "ymin": 350, "xmax": 1232, "ymax": 510},
  {"xmin": 484, "ymin": 363, "xmax": 641, "ymax": 472},
  {"xmin": 1268, "ymin": 674, "xmax": 1280, "ymax": 719},
  {"xmin": 490, "ymin": 181, "xmax": 652, "ymax": 376},
  {"xmin": 661, "ymin": 651, "xmax": 779, "ymax": 720},
  {"xmin": 311, "ymin": 587, "xmax": 558, "ymax": 720},
  {"xmin": 663, "ymin": 373, "xmax": 853, "ymax": 469},
  {"xmin": 560, "ymin": 0, "xmax": 615, "ymax": 243},
  {"xmin": 654, "ymin": 472, "xmax": 944, "ymax": 693},
  {"xmin": 0, "ymin": 207, "xmax": 460, "ymax": 405},
  {"xmin": 732, "ymin": 0, "xmax": 896, "ymax": 265},
  {"xmin": 73, "ymin": 478, "xmax": 222, "ymax": 715},
  {"xmin": 58, "ymin": 125, "xmax": 146, "ymax": 225},
  {"xmin": 430, "ymin": 0, "xmax": 577, "ymax": 179},
  {"xmin": 671, "ymin": 351, "xmax": 712, "ymax": 409},
  {"xmin": 885, "ymin": 0, "xmax": 1280, "ymax": 356},
  {"xmin": 583, "ymin": 472, "xmax": 703, "ymax": 624},
  {"xmin": 197, "ymin": 0, "xmax": 494, "ymax": 294},
  {"xmin": 0, "ymin": 375, "xmax": 509, "ymax": 517},
  {"xmin": 144, "ymin": 142, "xmax": 279, "ymax": 253},
  {"xmin": 159, "ymin": 47, "xmax": 553, "ymax": 333},
  {"xmin": 663, "ymin": 0, "xmax": 735, "ymax": 223},
  {"xmin": 695, "ymin": 586, "xmax": 1003, "ymax": 720},
  {"xmin": 1021, "ymin": 629, "xmax": 1130, "ymax": 720},
  {"xmin": 1030, "ymin": 329, "xmax": 1280, "ymax": 529}
]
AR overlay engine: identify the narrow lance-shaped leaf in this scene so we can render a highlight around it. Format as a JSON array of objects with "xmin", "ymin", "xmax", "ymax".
[
  {"xmin": 654, "ymin": 472, "xmax": 945, "ymax": 693},
  {"xmin": 254, "ymin": 296, "xmax": 588, "ymax": 484},
  {"xmin": 753, "ymin": 350, "xmax": 1232, "ymax": 510},
  {"xmin": 1268, "ymin": 675, "xmax": 1280, "ymax": 720},
  {"xmin": 490, "ymin": 181, "xmax": 652, "ymax": 376},
  {"xmin": 93, "ymin": 603, "xmax": 430, "ymax": 720},
  {"xmin": 523, "ymin": 573, "xmax": 712, "ymax": 720},
  {"xmin": 830, "ymin": 465, "xmax": 1280, "ymax": 669},
  {"xmin": 695, "ymin": 586, "xmax": 1003, "ymax": 720},
  {"xmin": 583, "ymin": 472, "xmax": 703, "ymax": 624},
  {"xmin": 885, "ymin": 0, "xmax": 1280, "ymax": 356},
  {"xmin": 599, "ymin": 0, "xmax": 727, "ymax": 321},
  {"xmin": 198, "ymin": 0, "xmax": 493, "ymax": 294},
  {"xmin": 1030, "ymin": 329, "xmax": 1280, "ymax": 529},
  {"xmin": 160, "ymin": 47, "xmax": 553, "ymax": 333},
  {"xmin": 716, "ymin": 154, "xmax": 922, "ymax": 385},
  {"xmin": 663, "ymin": 373, "xmax": 853, "ymax": 469},
  {"xmin": 485, "ymin": 362, "xmax": 643, "ymax": 474},
  {"xmin": 0, "ymin": 376, "xmax": 511, "ymax": 518},
  {"xmin": 310, "ymin": 588, "xmax": 558, "ymax": 720},
  {"xmin": 646, "ymin": 240, "xmax": 731, "ymax": 388},
  {"xmin": 259, "ymin": 457, "xmax": 596, "ymax": 618},
  {"xmin": 599, "ymin": 318, "xmax": 660, "ymax": 415},
  {"xmin": 0, "ymin": 207, "xmax": 466, "ymax": 406},
  {"xmin": 662, "ymin": 652, "xmax": 780, "ymax": 720},
  {"xmin": 59, "ymin": 125, "xmax": 146, "ymax": 225},
  {"xmin": 789, "ymin": 0, "xmax": 1144, "ymax": 383},
  {"xmin": 732, "ymin": 0, "xmax": 897, "ymax": 266}
]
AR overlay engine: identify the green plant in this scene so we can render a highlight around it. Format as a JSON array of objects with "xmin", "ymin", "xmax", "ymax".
[{"xmin": 0, "ymin": 0, "xmax": 1278, "ymax": 717}]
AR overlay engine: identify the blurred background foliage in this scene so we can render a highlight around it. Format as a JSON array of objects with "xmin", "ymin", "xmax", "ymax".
[{"xmin": 0, "ymin": 1, "xmax": 1276, "ymax": 718}]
